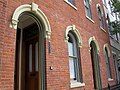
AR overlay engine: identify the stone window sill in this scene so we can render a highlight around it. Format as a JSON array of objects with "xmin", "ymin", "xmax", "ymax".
[
  {"xmin": 100, "ymin": 27, "xmax": 107, "ymax": 33},
  {"xmin": 86, "ymin": 16, "xmax": 95, "ymax": 23},
  {"xmin": 64, "ymin": 0, "xmax": 77, "ymax": 10},
  {"xmin": 108, "ymin": 78, "xmax": 114, "ymax": 81},
  {"xmin": 70, "ymin": 81, "xmax": 85, "ymax": 88}
]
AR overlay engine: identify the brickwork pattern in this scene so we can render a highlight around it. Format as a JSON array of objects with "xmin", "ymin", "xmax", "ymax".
[{"xmin": 0, "ymin": 0, "xmax": 117, "ymax": 90}]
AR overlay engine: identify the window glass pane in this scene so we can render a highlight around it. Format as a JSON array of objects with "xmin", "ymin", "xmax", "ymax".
[
  {"xmin": 69, "ymin": 57, "xmax": 76, "ymax": 79},
  {"xmin": 86, "ymin": 8, "xmax": 91, "ymax": 18},
  {"xmin": 105, "ymin": 49, "xmax": 112, "ymax": 78},
  {"xmin": 85, "ymin": 0, "xmax": 92, "ymax": 18},
  {"xmin": 68, "ymin": 0, "xmax": 75, "ymax": 5},
  {"xmin": 98, "ymin": 8, "xmax": 102, "ymax": 18},
  {"xmin": 109, "ymin": 1, "xmax": 113, "ymax": 14},
  {"xmin": 68, "ymin": 42, "xmax": 74, "ymax": 56},
  {"xmin": 102, "ymin": 0, "xmax": 107, "ymax": 6},
  {"xmin": 104, "ymin": 0, "xmax": 107, "ymax": 6},
  {"xmin": 35, "ymin": 42, "xmax": 38, "ymax": 71},
  {"xmin": 101, "ymin": 18, "xmax": 104, "ymax": 28},
  {"xmin": 29, "ymin": 44, "xmax": 32, "ymax": 72},
  {"xmin": 100, "ymin": 19, "xmax": 102, "ymax": 27},
  {"xmin": 106, "ymin": 63, "xmax": 111, "ymax": 78},
  {"xmin": 98, "ymin": 7, "xmax": 104, "ymax": 28},
  {"xmin": 85, "ymin": 0, "xmax": 89, "ymax": 7},
  {"xmin": 67, "ymin": 33, "xmax": 81, "ymax": 82},
  {"xmin": 85, "ymin": 7, "xmax": 88, "ymax": 15}
]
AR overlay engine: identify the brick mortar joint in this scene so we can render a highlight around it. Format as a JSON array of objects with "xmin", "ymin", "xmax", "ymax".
[{"xmin": 0, "ymin": 0, "xmax": 7, "ymax": 7}]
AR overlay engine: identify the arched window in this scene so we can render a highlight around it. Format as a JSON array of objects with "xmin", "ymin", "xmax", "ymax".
[
  {"xmin": 108, "ymin": 1, "xmax": 113, "ymax": 14},
  {"xmin": 97, "ymin": 5, "xmax": 104, "ymax": 28},
  {"xmin": 90, "ymin": 41, "xmax": 102, "ymax": 89},
  {"xmin": 105, "ymin": 47, "xmax": 112, "ymax": 79},
  {"xmin": 68, "ymin": 32, "xmax": 78, "ymax": 81},
  {"xmin": 65, "ymin": 25, "xmax": 84, "ymax": 88},
  {"xmin": 84, "ymin": 0, "xmax": 92, "ymax": 19},
  {"xmin": 68, "ymin": 32, "xmax": 84, "ymax": 87}
]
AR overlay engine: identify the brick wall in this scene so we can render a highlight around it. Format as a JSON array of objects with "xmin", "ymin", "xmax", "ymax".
[
  {"xmin": 0, "ymin": 0, "xmax": 117, "ymax": 90},
  {"xmin": 0, "ymin": 0, "xmax": 7, "ymax": 89}
]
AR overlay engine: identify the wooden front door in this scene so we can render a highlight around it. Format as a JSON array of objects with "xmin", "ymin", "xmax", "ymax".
[{"xmin": 25, "ymin": 36, "xmax": 39, "ymax": 90}]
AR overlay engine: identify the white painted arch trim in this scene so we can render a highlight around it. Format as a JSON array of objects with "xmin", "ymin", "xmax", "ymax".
[
  {"xmin": 65, "ymin": 25, "xmax": 82, "ymax": 47},
  {"xmin": 103, "ymin": 43, "xmax": 111, "ymax": 57},
  {"xmin": 88, "ymin": 36, "xmax": 100, "ymax": 53},
  {"xmin": 10, "ymin": 2, "xmax": 51, "ymax": 39},
  {"xmin": 96, "ymin": 3, "xmax": 104, "ymax": 16}
]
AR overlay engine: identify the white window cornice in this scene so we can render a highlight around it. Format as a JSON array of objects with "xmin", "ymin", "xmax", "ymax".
[
  {"xmin": 65, "ymin": 25, "xmax": 82, "ymax": 47},
  {"xmin": 10, "ymin": 2, "xmax": 51, "ymax": 39}
]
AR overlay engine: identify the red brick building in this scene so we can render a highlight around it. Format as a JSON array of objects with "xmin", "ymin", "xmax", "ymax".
[{"xmin": 0, "ymin": 0, "xmax": 117, "ymax": 90}]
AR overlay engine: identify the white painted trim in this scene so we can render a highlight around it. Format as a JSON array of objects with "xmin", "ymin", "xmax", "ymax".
[
  {"xmin": 108, "ymin": 78, "xmax": 114, "ymax": 81},
  {"xmin": 19, "ymin": 29, "xmax": 23, "ymax": 90},
  {"xmin": 103, "ymin": 44, "xmax": 111, "ymax": 57},
  {"xmin": 88, "ymin": 36, "xmax": 100, "ymax": 53},
  {"xmin": 100, "ymin": 27, "xmax": 107, "ymax": 33},
  {"xmin": 10, "ymin": 2, "xmax": 51, "ymax": 39},
  {"xmin": 112, "ymin": 51, "xmax": 116, "ymax": 55},
  {"xmin": 70, "ymin": 81, "xmax": 85, "ymax": 88},
  {"xmin": 86, "ymin": 15, "xmax": 95, "ymax": 23},
  {"xmin": 65, "ymin": 25, "xmax": 82, "ymax": 47},
  {"xmin": 89, "ymin": 0, "xmax": 92, "ymax": 5},
  {"xmin": 64, "ymin": 0, "xmax": 77, "ymax": 10}
]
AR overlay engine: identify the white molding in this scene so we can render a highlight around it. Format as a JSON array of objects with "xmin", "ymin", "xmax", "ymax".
[
  {"xmin": 108, "ymin": 78, "xmax": 114, "ymax": 81},
  {"xmin": 70, "ymin": 81, "xmax": 85, "ymax": 88},
  {"xmin": 31, "ymin": 2, "xmax": 38, "ymax": 12},
  {"xmin": 100, "ymin": 27, "xmax": 107, "ymax": 33},
  {"xmin": 112, "ymin": 51, "xmax": 116, "ymax": 55},
  {"xmin": 64, "ymin": 0, "xmax": 77, "ymax": 10},
  {"xmin": 65, "ymin": 25, "xmax": 82, "ymax": 47},
  {"xmin": 88, "ymin": 36, "xmax": 100, "ymax": 53},
  {"xmin": 86, "ymin": 15, "xmax": 95, "ymax": 23},
  {"xmin": 18, "ymin": 29, "xmax": 23, "ymax": 90},
  {"xmin": 10, "ymin": 2, "xmax": 51, "ymax": 39},
  {"xmin": 103, "ymin": 43, "xmax": 111, "ymax": 57}
]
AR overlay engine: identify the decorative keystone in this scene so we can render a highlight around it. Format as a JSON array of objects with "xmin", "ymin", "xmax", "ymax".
[{"xmin": 31, "ymin": 2, "xmax": 38, "ymax": 12}]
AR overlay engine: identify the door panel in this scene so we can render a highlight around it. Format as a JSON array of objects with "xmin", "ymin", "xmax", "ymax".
[{"xmin": 25, "ymin": 37, "xmax": 39, "ymax": 90}]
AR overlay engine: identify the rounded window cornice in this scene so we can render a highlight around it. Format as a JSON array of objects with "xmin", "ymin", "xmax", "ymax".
[
  {"xmin": 88, "ymin": 36, "xmax": 100, "ymax": 53},
  {"xmin": 103, "ymin": 43, "xmax": 111, "ymax": 57},
  {"xmin": 10, "ymin": 2, "xmax": 51, "ymax": 39},
  {"xmin": 65, "ymin": 25, "xmax": 82, "ymax": 47}
]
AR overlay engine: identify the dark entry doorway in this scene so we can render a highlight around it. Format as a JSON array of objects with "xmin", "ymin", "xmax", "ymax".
[
  {"xmin": 24, "ymin": 24, "xmax": 39, "ymax": 90},
  {"xmin": 15, "ymin": 14, "xmax": 44, "ymax": 90}
]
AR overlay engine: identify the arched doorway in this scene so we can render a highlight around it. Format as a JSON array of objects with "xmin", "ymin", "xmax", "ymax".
[
  {"xmin": 15, "ymin": 13, "xmax": 45, "ymax": 90},
  {"xmin": 11, "ymin": 3, "xmax": 51, "ymax": 90},
  {"xmin": 90, "ymin": 41, "xmax": 102, "ymax": 90}
]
